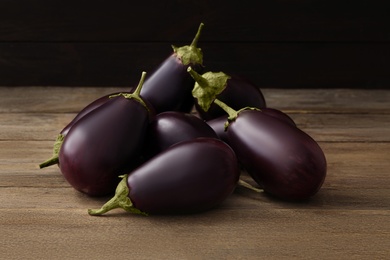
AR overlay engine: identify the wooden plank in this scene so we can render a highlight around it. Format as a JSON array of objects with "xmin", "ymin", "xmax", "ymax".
[
  {"xmin": 1, "ymin": 206, "xmax": 388, "ymax": 259},
  {"xmin": 0, "ymin": 86, "xmax": 127, "ymax": 113},
  {"xmin": 1, "ymin": 113, "xmax": 389, "ymax": 142},
  {"xmin": 1, "ymin": 42, "xmax": 390, "ymax": 88},
  {"xmin": 0, "ymin": 0, "xmax": 388, "ymax": 42},
  {"xmin": 1, "ymin": 142, "xmax": 389, "ymax": 259},
  {"xmin": 1, "ymin": 88, "xmax": 390, "ymax": 114},
  {"xmin": 262, "ymin": 88, "xmax": 390, "ymax": 113},
  {"xmin": 1, "ymin": 141, "xmax": 389, "ymax": 195},
  {"xmin": 1, "ymin": 87, "xmax": 389, "ymax": 259}
]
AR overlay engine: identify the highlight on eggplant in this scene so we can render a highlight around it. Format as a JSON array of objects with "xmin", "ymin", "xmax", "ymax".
[
  {"xmin": 207, "ymin": 108, "xmax": 296, "ymax": 143},
  {"xmin": 143, "ymin": 111, "xmax": 219, "ymax": 159},
  {"xmin": 187, "ymin": 67, "xmax": 266, "ymax": 120},
  {"xmin": 213, "ymin": 99, "xmax": 327, "ymax": 200},
  {"xmin": 88, "ymin": 137, "xmax": 240, "ymax": 216},
  {"xmin": 38, "ymin": 91, "xmax": 132, "ymax": 169},
  {"xmin": 139, "ymin": 23, "xmax": 205, "ymax": 113},
  {"xmin": 58, "ymin": 72, "xmax": 153, "ymax": 196}
]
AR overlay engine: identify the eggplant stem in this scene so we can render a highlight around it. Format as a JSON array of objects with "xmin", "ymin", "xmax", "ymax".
[
  {"xmin": 133, "ymin": 71, "xmax": 147, "ymax": 96},
  {"xmin": 39, "ymin": 156, "xmax": 59, "ymax": 169},
  {"xmin": 238, "ymin": 179, "xmax": 262, "ymax": 193},
  {"xmin": 88, "ymin": 175, "xmax": 148, "ymax": 216},
  {"xmin": 190, "ymin": 22, "xmax": 204, "ymax": 48},
  {"xmin": 214, "ymin": 99, "xmax": 238, "ymax": 119},
  {"xmin": 109, "ymin": 71, "xmax": 151, "ymax": 114},
  {"xmin": 39, "ymin": 134, "xmax": 64, "ymax": 169},
  {"xmin": 214, "ymin": 99, "xmax": 260, "ymax": 130},
  {"xmin": 171, "ymin": 23, "xmax": 204, "ymax": 66},
  {"xmin": 187, "ymin": 67, "xmax": 209, "ymax": 88}
]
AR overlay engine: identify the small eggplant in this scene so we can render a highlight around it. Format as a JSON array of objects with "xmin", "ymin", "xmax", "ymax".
[
  {"xmin": 143, "ymin": 111, "xmax": 218, "ymax": 159},
  {"xmin": 59, "ymin": 72, "xmax": 153, "ymax": 196},
  {"xmin": 214, "ymin": 99, "xmax": 327, "ymax": 200},
  {"xmin": 207, "ymin": 108, "xmax": 296, "ymax": 143},
  {"xmin": 187, "ymin": 67, "xmax": 266, "ymax": 120},
  {"xmin": 39, "ymin": 90, "xmax": 134, "ymax": 169},
  {"xmin": 88, "ymin": 138, "xmax": 240, "ymax": 215},
  {"xmin": 140, "ymin": 23, "xmax": 205, "ymax": 113}
]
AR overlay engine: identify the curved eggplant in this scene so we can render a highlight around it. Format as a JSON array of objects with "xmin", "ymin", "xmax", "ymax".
[
  {"xmin": 88, "ymin": 138, "xmax": 240, "ymax": 215},
  {"xmin": 59, "ymin": 72, "xmax": 153, "ymax": 196},
  {"xmin": 188, "ymin": 67, "xmax": 266, "ymax": 120},
  {"xmin": 214, "ymin": 99, "xmax": 327, "ymax": 200},
  {"xmin": 207, "ymin": 107, "xmax": 296, "ymax": 143},
  {"xmin": 144, "ymin": 111, "xmax": 218, "ymax": 159},
  {"xmin": 140, "ymin": 23, "xmax": 204, "ymax": 113},
  {"xmin": 39, "ymin": 90, "xmax": 133, "ymax": 169}
]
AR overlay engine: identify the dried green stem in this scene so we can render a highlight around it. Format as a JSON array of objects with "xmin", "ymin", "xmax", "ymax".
[
  {"xmin": 190, "ymin": 22, "xmax": 204, "ymax": 48},
  {"xmin": 109, "ymin": 71, "xmax": 151, "ymax": 114},
  {"xmin": 39, "ymin": 134, "xmax": 64, "ymax": 169},
  {"xmin": 187, "ymin": 67, "xmax": 209, "ymax": 88},
  {"xmin": 172, "ymin": 23, "xmax": 204, "ymax": 66},
  {"xmin": 88, "ymin": 175, "xmax": 147, "ymax": 216}
]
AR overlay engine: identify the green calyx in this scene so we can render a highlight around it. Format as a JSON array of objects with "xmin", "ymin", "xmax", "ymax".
[
  {"xmin": 39, "ymin": 133, "xmax": 64, "ymax": 168},
  {"xmin": 188, "ymin": 67, "xmax": 231, "ymax": 112},
  {"xmin": 109, "ymin": 71, "xmax": 151, "ymax": 114},
  {"xmin": 172, "ymin": 22, "xmax": 204, "ymax": 66},
  {"xmin": 213, "ymin": 99, "xmax": 260, "ymax": 131},
  {"xmin": 88, "ymin": 175, "xmax": 148, "ymax": 216}
]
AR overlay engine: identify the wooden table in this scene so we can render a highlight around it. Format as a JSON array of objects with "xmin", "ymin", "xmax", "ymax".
[{"xmin": 1, "ymin": 87, "xmax": 389, "ymax": 259}]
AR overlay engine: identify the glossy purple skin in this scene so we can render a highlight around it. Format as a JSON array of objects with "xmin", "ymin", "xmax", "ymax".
[
  {"xmin": 140, "ymin": 54, "xmax": 202, "ymax": 113},
  {"xmin": 207, "ymin": 108, "xmax": 296, "ymax": 143},
  {"xmin": 144, "ymin": 111, "xmax": 218, "ymax": 159},
  {"xmin": 196, "ymin": 76, "xmax": 266, "ymax": 120},
  {"xmin": 127, "ymin": 138, "xmax": 240, "ymax": 214},
  {"xmin": 206, "ymin": 115, "xmax": 230, "ymax": 143},
  {"xmin": 226, "ymin": 110, "xmax": 327, "ymax": 200},
  {"xmin": 59, "ymin": 96, "xmax": 150, "ymax": 196},
  {"xmin": 60, "ymin": 92, "xmax": 131, "ymax": 136}
]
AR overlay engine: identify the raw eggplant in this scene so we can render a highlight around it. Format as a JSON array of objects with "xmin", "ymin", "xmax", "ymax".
[{"xmin": 88, "ymin": 138, "xmax": 240, "ymax": 215}]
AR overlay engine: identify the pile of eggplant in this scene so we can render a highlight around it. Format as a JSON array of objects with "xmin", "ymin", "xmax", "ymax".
[{"xmin": 39, "ymin": 23, "xmax": 327, "ymax": 216}]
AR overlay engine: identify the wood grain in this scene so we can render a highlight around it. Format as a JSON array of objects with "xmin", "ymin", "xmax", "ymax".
[{"xmin": 1, "ymin": 87, "xmax": 389, "ymax": 259}]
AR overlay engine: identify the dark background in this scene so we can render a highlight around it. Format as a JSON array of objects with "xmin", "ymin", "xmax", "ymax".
[{"xmin": 1, "ymin": 0, "xmax": 389, "ymax": 88}]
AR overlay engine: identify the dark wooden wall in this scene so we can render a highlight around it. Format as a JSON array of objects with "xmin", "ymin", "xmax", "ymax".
[{"xmin": 1, "ymin": 0, "xmax": 389, "ymax": 88}]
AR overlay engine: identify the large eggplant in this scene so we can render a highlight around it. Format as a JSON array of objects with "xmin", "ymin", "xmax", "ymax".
[
  {"xmin": 207, "ymin": 107, "xmax": 296, "ymax": 143},
  {"xmin": 143, "ymin": 111, "xmax": 218, "ymax": 159},
  {"xmin": 140, "ymin": 23, "xmax": 204, "ymax": 113},
  {"xmin": 88, "ymin": 138, "xmax": 240, "ymax": 215},
  {"xmin": 58, "ymin": 72, "xmax": 153, "ymax": 196},
  {"xmin": 187, "ymin": 67, "xmax": 266, "ymax": 120},
  {"xmin": 39, "ymin": 90, "xmax": 135, "ymax": 169},
  {"xmin": 214, "ymin": 99, "xmax": 327, "ymax": 200}
]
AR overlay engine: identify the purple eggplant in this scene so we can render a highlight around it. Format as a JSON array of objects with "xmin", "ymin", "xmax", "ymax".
[
  {"xmin": 214, "ymin": 99, "xmax": 327, "ymax": 200},
  {"xmin": 58, "ymin": 72, "xmax": 153, "ymax": 196},
  {"xmin": 88, "ymin": 137, "xmax": 240, "ymax": 215},
  {"xmin": 39, "ymin": 90, "xmax": 134, "ymax": 169},
  {"xmin": 187, "ymin": 67, "xmax": 266, "ymax": 120},
  {"xmin": 139, "ymin": 23, "xmax": 204, "ymax": 113},
  {"xmin": 143, "ymin": 111, "xmax": 218, "ymax": 159},
  {"xmin": 207, "ymin": 108, "xmax": 296, "ymax": 143}
]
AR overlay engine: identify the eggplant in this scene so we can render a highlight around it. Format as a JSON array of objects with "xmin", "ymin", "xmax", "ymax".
[
  {"xmin": 143, "ymin": 111, "xmax": 218, "ymax": 159},
  {"xmin": 187, "ymin": 67, "xmax": 266, "ymax": 120},
  {"xmin": 88, "ymin": 137, "xmax": 240, "ymax": 215},
  {"xmin": 39, "ymin": 90, "xmax": 134, "ymax": 169},
  {"xmin": 207, "ymin": 108, "xmax": 296, "ymax": 143},
  {"xmin": 58, "ymin": 72, "xmax": 153, "ymax": 196},
  {"xmin": 140, "ymin": 23, "xmax": 204, "ymax": 113},
  {"xmin": 214, "ymin": 99, "xmax": 327, "ymax": 200}
]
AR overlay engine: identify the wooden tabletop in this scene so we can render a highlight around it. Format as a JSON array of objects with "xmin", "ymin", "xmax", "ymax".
[{"xmin": 1, "ymin": 87, "xmax": 389, "ymax": 259}]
